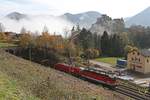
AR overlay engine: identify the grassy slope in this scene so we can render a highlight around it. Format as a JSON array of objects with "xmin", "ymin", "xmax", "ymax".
[
  {"xmin": 0, "ymin": 43, "xmax": 17, "ymax": 48},
  {"xmin": 0, "ymin": 72, "xmax": 38, "ymax": 100},
  {"xmin": 0, "ymin": 50, "xmax": 129, "ymax": 100},
  {"xmin": 95, "ymin": 57, "xmax": 123, "ymax": 65}
]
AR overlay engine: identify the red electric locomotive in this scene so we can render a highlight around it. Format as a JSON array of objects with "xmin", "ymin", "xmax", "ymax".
[
  {"xmin": 80, "ymin": 67, "xmax": 117, "ymax": 87},
  {"xmin": 54, "ymin": 63, "xmax": 117, "ymax": 87}
]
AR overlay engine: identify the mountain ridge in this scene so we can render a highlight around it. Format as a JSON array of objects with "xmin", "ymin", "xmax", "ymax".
[
  {"xmin": 5, "ymin": 11, "xmax": 102, "ymax": 28},
  {"xmin": 61, "ymin": 11, "xmax": 101, "ymax": 28},
  {"xmin": 6, "ymin": 12, "xmax": 28, "ymax": 21},
  {"xmin": 125, "ymin": 7, "xmax": 150, "ymax": 27}
]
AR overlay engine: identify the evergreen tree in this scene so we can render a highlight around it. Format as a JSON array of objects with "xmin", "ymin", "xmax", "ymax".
[
  {"xmin": 93, "ymin": 33, "xmax": 98, "ymax": 49},
  {"xmin": 76, "ymin": 24, "xmax": 81, "ymax": 31},
  {"xmin": 71, "ymin": 26, "xmax": 75, "ymax": 32},
  {"xmin": 97, "ymin": 35, "xmax": 101, "ymax": 50},
  {"xmin": 109, "ymin": 34, "xmax": 126, "ymax": 57},
  {"xmin": 101, "ymin": 31, "xmax": 110, "ymax": 56},
  {"xmin": 78, "ymin": 28, "xmax": 94, "ymax": 50}
]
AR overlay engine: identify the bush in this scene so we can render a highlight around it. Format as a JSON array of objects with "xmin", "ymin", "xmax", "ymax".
[
  {"xmin": 83, "ymin": 49, "xmax": 100, "ymax": 59},
  {"xmin": 14, "ymin": 47, "xmax": 63, "ymax": 66}
]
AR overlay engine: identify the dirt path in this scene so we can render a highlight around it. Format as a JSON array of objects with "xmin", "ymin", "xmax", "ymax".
[{"xmin": 90, "ymin": 60, "xmax": 117, "ymax": 72}]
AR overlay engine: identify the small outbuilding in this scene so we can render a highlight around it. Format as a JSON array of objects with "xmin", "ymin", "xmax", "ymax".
[{"xmin": 116, "ymin": 59, "xmax": 127, "ymax": 68}]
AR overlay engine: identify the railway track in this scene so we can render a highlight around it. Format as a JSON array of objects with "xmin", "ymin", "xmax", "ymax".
[
  {"xmin": 119, "ymin": 85, "xmax": 150, "ymax": 97},
  {"xmin": 54, "ymin": 63, "xmax": 150, "ymax": 100},
  {"xmin": 115, "ymin": 84, "xmax": 150, "ymax": 100}
]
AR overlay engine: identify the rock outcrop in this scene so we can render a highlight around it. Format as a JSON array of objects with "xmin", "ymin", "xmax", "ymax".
[{"xmin": 90, "ymin": 15, "xmax": 125, "ymax": 35}]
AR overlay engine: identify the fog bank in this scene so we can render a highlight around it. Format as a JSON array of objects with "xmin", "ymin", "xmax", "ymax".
[{"xmin": 0, "ymin": 15, "xmax": 73, "ymax": 35}]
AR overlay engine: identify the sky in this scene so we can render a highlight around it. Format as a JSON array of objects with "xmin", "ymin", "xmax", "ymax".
[{"xmin": 0, "ymin": 0, "xmax": 150, "ymax": 18}]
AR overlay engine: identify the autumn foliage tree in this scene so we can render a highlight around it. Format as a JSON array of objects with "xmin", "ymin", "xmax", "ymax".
[
  {"xmin": 0, "ymin": 32, "xmax": 7, "ymax": 42},
  {"xmin": 19, "ymin": 32, "xmax": 32, "ymax": 48},
  {"xmin": 0, "ymin": 23, "xmax": 7, "ymax": 42},
  {"xmin": 36, "ymin": 31, "xmax": 50, "ymax": 48},
  {"xmin": 36, "ymin": 33, "xmax": 63, "ymax": 52}
]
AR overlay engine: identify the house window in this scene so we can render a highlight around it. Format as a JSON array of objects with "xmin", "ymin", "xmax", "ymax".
[
  {"xmin": 132, "ymin": 58, "xmax": 134, "ymax": 61},
  {"xmin": 147, "ymin": 59, "xmax": 149, "ymax": 63},
  {"xmin": 139, "ymin": 58, "xmax": 140, "ymax": 62},
  {"xmin": 133, "ymin": 52, "xmax": 135, "ymax": 55},
  {"xmin": 137, "ymin": 52, "xmax": 140, "ymax": 55}
]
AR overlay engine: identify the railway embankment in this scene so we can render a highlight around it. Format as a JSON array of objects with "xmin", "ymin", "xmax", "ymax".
[{"xmin": 0, "ymin": 50, "xmax": 130, "ymax": 100}]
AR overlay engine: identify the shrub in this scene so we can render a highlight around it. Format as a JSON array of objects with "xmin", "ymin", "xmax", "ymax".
[{"xmin": 83, "ymin": 49, "xmax": 100, "ymax": 59}]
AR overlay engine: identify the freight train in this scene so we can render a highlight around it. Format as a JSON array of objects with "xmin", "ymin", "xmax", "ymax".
[{"xmin": 54, "ymin": 63, "xmax": 118, "ymax": 87}]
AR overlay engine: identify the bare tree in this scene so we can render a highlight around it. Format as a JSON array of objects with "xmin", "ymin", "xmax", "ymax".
[
  {"xmin": 20, "ymin": 27, "xmax": 26, "ymax": 34},
  {"xmin": 0, "ymin": 23, "xmax": 5, "ymax": 32},
  {"xmin": 63, "ymin": 27, "xmax": 70, "ymax": 39},
  {"xmin": 43, "ymin": 25, "xmax": 49, "ymax": 33}
]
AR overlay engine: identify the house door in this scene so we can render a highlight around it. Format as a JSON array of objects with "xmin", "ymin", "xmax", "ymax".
[{"xmin": 133, "ymin": 65, "xmax": 135, "ymax": 71}]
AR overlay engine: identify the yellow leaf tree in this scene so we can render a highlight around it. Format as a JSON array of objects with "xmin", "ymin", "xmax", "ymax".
[{"xmin": 19, "ymin": 32, "xmax": 32, "ymax": 48}]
